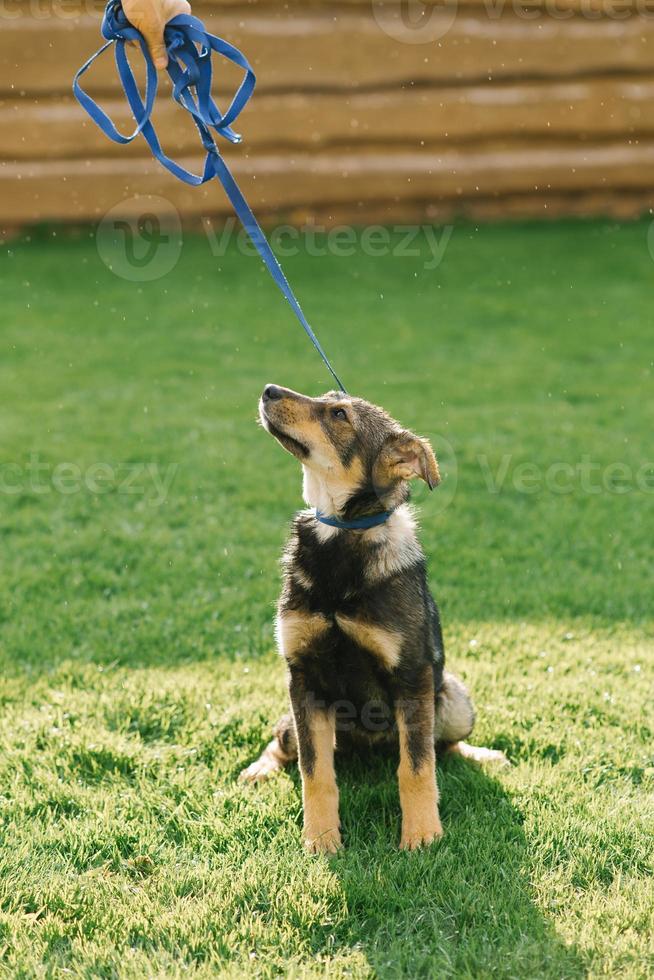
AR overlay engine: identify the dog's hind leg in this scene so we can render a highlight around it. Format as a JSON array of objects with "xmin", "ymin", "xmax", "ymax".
[
  {"xmin": 446, "ymin": 740, "xmax": 509, "ymax": 765},
  {"xmin": 435, "ymin": 671, "xmax": 475, "ymax": 743},
  {"xmin": 239, "ymin": 713, "xmax": 298, "ymax": 782},
  {"xmin": 435, "ymin": 672, "xmax": 509, "ymax": 766}
]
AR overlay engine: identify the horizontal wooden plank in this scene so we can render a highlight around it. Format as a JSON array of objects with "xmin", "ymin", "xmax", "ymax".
[
  {"xmin": 3, "ymin": 76, "xmax": 654, "ymax": 160},
  {"xmin": 8, "ymin": 0, "xmax": 654, "ymax": 16},
  {"xmin": 3, "ymin": 140, "xmax": 654, "ymax": 223},
  {"xmin": 5, "ymin": 6, "xmax": 654, "ymax": 97}
]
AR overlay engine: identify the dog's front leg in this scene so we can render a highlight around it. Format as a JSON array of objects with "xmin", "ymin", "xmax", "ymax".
[
  {"xmin": 395, "ymin": 670, "xmax": 443, "ymax": 850},
  {"xmin": 289, "ymin": 669, "xmax": 342, "ymax": 854}
]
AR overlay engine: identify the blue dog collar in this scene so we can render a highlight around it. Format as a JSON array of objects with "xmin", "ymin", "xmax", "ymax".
[{"xmin": 315, "ymin": 509, "xmax": 394, "ymax": 530}]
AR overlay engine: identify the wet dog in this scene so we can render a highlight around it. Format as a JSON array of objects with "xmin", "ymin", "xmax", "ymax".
[{"xmin": 240, "ymin": 385, "xmax": 506, "ymax": 852}]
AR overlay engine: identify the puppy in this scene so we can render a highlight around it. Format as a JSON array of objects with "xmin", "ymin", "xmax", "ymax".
[{"xmin": 240, "ymin": 384, "xmax": 506, "ymax": 852}]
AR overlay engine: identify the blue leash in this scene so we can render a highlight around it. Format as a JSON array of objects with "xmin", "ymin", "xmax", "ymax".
[{"xmin": 73, "ymin": 0, "xmax": 347, "ymax": 393}]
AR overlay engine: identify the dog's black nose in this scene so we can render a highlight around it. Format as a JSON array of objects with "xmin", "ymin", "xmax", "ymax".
[{"xmin": 263, "ymin": 384, "xmax": 283, "ymax": 402}]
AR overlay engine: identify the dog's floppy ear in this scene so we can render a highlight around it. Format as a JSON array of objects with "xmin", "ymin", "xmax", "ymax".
[{"xmin": 373, "ymin": 430, "xmax": 441, "ymax": 491}]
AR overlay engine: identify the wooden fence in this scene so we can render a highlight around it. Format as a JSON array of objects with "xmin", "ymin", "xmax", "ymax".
[{"xmin": 2, "ymin": 0, "xmax": 654, "ymax": 227}]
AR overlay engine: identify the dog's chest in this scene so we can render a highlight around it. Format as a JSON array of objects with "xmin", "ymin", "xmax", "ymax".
[
  {"xmin": 281, "ymin": 520, "xmax": 431, "ymax": 689},
  {"xmin": 299, "ymin": 618, "xmax": 397, "ymax": 718},
  {"xmin": 297, "ymin": 559, "xmax": 400, "ymax": 666},
  {"xmin": 298, "ymin": 540, "xmax": 368, "ymax": 609}
]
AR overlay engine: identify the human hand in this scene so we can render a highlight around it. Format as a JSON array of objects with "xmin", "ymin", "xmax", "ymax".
[{"xmin": 122, "ymin": 0, "xmax": 192, "ymax": 70}]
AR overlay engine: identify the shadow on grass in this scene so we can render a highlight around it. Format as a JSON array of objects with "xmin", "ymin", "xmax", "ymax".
[{"xmin": 310, "ymin": 752, "xmax": 586, "ymax": 979}]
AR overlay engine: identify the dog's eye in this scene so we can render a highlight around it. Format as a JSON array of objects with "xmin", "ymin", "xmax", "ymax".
[{"xmin": 331, "ymin": 407, "xmax": 348, "ymax": 421}]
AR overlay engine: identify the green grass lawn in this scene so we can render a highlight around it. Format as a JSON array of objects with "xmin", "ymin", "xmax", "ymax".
[{"xmin": 0, "ymin": 218, "xmax": 652, "ymax": 978}]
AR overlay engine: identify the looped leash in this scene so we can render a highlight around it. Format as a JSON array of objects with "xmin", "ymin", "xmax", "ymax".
[{"xmin": 73, "ymin": 0, "xmax": 346, "ymax": 393}]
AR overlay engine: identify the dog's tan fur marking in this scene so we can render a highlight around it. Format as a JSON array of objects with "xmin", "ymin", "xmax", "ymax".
[
  {"xmin": 276, "ymin": 610, "xmax": 330, "ymax": 662},
  {"xmin": 301, "ymin": 710, "xmax": 342, "ymax": 854},
  {"xmin": 396, "ymin": 696, "xmax": 443, "ymax": 850},
  {"xmin": 335, "ymin": 614, "xmax": 402, "ymax": 671},
  {"xmin": 303, "ymin": 455, "xmax": 366, "ymax": 543}
]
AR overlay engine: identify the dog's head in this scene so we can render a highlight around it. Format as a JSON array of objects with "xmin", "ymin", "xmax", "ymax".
[{"xmin": 258, "ymin": 384, "xmax": 439, "ymax": 515}]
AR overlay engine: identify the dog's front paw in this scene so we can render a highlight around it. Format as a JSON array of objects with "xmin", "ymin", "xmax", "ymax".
[
  {"xmin": 400, "ymin": 816, "xmax": 443, "ymax": 851},
  {"xmin": 303, "ymin": 826, "xmax": 343, "ymax": 854}
]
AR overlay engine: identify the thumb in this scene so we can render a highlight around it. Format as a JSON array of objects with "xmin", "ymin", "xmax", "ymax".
[{"xmin": 146, "ymin": 35, "xmax": 169, "ymax": 71}]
